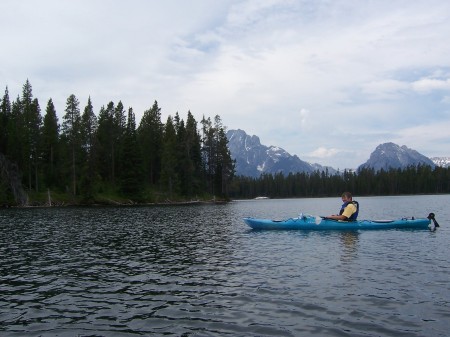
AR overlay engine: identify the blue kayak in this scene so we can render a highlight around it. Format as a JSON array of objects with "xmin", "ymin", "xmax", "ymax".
[{"xmin": 243, "ymin": 213, "xmax": 439, "ymax": 231}]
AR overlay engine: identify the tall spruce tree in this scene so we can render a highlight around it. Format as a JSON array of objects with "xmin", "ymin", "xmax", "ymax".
[
  {"xmin": 80, "ymin": 97, "xmax": 98, "ymax": 157},
  {"xmin": 79, "ymin": 97, "xmax": 98, "ymax": 200},
  {"xmin": 20, "ymin": 81, "xmax": 32, "ymax": 188},
  {"xmin": 160, "ymin": 115, "xmax": 179, "ymax": 197},
  {"xmin": 0, "ymin": 87, "xmax": 11, "ymax": 155},
  {"xmin": 20, "ymin": 81, "xmax": 33, "ymax": 182},
  {"xmin": 29, "ymin": 98, "xmax": 43, "ymax": 191},
  {"xmin": 137, "ymin": 100, "xmax": 163, "ymax": 186},
  {"xmin": 175, "ymin": 114, "xmax": 201, "ymax": 197},
  {"xmin": 8, "ymin": 97, "xmax": 23, "ymax": 169},
  {"xmin": 201, "ymin": 116, "xmax": 215, "ymax": 195},
  {"xmin": 173, "ymin": 113, "xmax": 189, "ymax": 195},
  {"xmin": 96, "ymin": 102, "xmax": 115, "ymax": 184},
  {"xmin": 19, "ymin": 81, "xmax": 42, "ymax": 191},
  {"xmin": 200, "ymin": 115, "xmax": 234, "ymax": 198},
  {"xmin": 185, "ymin": 111, "xmax": 203, "ymax": 195},
  {"xmin": 61, "ymin": 94, "xmax": 81, "ymax": 195},
  {"xmin": 112, "ymin": 101, "xmax": 126, "ymax": 184},
  {"xmin": 213, "ymin": 116, "xmax": 235, "ymax": 198},
  {"xmin": 41, "ymin": 98, "xmax": 60, "ymax": 189},
  {"xmin": 120, "ymin": 107, "xmax": 143, "ymax": 199}
]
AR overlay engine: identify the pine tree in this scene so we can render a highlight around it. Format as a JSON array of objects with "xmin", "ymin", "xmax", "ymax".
[
  {"xmin": 20, "ymin": 81, "xmax": 33, "ymax": 184},
  {"xmin": 80, "ymin": 97, "xmax": 98, "ymax": 157},
  {"xmin": 41, "ymin": 98, "xmax": 60, "ymax": 188},
  {"xmin": 172, "ymin": 111, "xmax": 204, "ymax": 197},
  {"xmin": 61, "ymin": 94, "xmax": 81, "ymax": 195},
  {"xmin": 175, "ymin": 118, "xmax": 189, "ymax": 195},
  {"xmin": 79, "ymin": 97, "xmax": 98, "ymax": 200},
  {"xmin": 20, "ymin": 80, "xmax": 42, "ymax": 191},
  {"xmin": 200, "ymin": 115, "xmax": 234, "ymax": 198},
  {"xmin": 96, "ymin": 102, "xmax": 115, "ymax": 184},
  {"xmin": 113, "ymin": 101, "xmax": 126, "ymax": 183},
  {"xmin": 30, "ymin": 98, "xmax": 43, "ymax": 191},
  {"xmin": 137, "ymin": 100, "xmax": 163, "ymax": 186},
  {"xmin": 0, "ymin": 86, "xmax": 11, "ymax": 155},
  {"xmin": 120, "ymin": 107, "xmax": 143, "ymax": 199},
  {"xmin": 8, "ymin": 97, "xmax": 23, "ymax": 168},
  {"xmin": 201, "ymin": 116, "xmax": 215, "ymax": 195},
  {"xmin": 160, "ymin": 115, "xmax": 179, "ymax": 198},
  {"xmin": 215, "ymin": 123, "xmax": 235, "ymax": 198},
  {"xmin": 182, "ymin": 111, "xmax": 203, "ymax": 196}
]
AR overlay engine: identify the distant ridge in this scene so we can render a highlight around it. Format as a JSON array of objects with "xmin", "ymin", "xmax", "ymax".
[
  {"xmin": 431, "ymin": 157, "xmax": 450, "ymax": 168},
  {"xmin": 358, "ymin": 142, "xmax": 435, "ymax": 171},
  {"xmin": 226, "ymin": 129, "xmax": 336, "ymax": 177},
  {"xmin": 226, "ymin": 130, "xmax": 444, "ymax": 177}
]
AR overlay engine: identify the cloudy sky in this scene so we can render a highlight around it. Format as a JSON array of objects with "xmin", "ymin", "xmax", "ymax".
[{"xmin": 2, "ymin": 0, "xmax": 450, "ymax": 169}]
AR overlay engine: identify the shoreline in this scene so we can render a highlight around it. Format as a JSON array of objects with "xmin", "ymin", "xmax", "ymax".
[{"xmin": 3, "ymin": 198, "xmax": 229, "ymax": 208}]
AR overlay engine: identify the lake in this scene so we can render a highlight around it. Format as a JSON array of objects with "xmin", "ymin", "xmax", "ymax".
[{"xmin": 0, "ymin": 195, "xmax": 449, "ymax": 337}]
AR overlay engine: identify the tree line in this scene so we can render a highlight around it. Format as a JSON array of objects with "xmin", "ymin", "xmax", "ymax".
[
  {"xmin": 0, "ymin": 80, "xmax": 235, "ymax": 204},
  {"xmin": 229, "ymin": 165, "xmax": 450, "ymax": 199},
  {"xmin": 1, "ymin": 80, "xmax": 448, "ymax": 205}
]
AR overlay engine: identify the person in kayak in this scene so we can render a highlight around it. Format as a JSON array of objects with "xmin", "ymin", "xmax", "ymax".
[{"xmin": 327, "ymin": 192, "xmax": 359, "ymax": 221}]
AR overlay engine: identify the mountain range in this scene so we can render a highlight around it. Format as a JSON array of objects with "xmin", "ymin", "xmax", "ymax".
[
  {"xmin": 226, "ymin": 129, "xmax": 448, "ymax": 177},
  {"xmin": 226, "ymin": 129, "xmax": 336, "ymax": 178}
]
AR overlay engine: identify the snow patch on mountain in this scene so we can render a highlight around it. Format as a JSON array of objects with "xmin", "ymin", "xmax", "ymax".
[
  {"xmin": 431, "ymin": 157, "xmax": 450, "ymax": 168},
  {"xmin": 227, "ymin": 129, "xmax": 336, "ymax": 177}
]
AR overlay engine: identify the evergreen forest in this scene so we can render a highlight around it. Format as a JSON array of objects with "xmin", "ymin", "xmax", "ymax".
[
  {"xmin": 0, "ymin": 80, "xmax": 235, "ymax": 205},
  {"xmin": 229, "ymin": 165, "xmax": 450, "ymax": 199},
  {"xmin": 1, "ymin": 80, "xmax": 449, "ymax": 206}
]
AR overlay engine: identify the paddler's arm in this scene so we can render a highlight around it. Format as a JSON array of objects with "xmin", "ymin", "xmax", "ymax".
[{"xmin": 326, "ymin": 214, "xmax": 348, "ymax": 221}]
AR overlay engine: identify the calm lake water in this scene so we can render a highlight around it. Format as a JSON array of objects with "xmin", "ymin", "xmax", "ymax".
[{"xmin": 1, "ymin": 195, "xmax": 449, "ymax": 337}]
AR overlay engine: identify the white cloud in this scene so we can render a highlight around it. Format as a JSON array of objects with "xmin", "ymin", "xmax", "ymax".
[
  {"xmin": 412, "ymin": 78, "xmax": 450, "ymax": 93},
  {"xmin": 361, "ymin": 79, "xmax": 410, "ymax": 100},
  {"xmin": 2, "ymin": 0, "xmax": 450, "ymax": 169},
  {"xmin": 392, "ymin": 119, "xmax": 450, "ymax": 158},
  {"xmin": 309, "ymin": 147, "xmax": 341, "ymax": 158}
]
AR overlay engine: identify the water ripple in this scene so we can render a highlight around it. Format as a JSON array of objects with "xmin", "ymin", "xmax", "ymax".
[{"xmin": 1, "ymin": 196, "xmax": 450, "ymax": 336}]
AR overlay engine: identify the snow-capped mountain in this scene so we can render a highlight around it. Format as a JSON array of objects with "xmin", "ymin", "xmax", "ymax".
[
  {"xmin": 226, "ymin": 129, "xmax": 336, "ymax": 177},
  {"xmin": 431, "ymin": 157, "xmax": 450, "ymax": 168},
  {"xmin": 226, "ymin": 130, "xmax": 444, "ymax": 177},
  {"xmin": 358, "ymin": 142, "xmax": 435, "ymax": 171}
]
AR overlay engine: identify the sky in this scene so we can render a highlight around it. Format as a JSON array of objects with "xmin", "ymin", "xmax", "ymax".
[{"xmin": 1, "ymin": 0, "xmax": 450, "ymax": 170}]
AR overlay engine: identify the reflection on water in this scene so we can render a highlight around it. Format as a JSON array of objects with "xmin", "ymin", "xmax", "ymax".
[
  {"xmin": 339, "ymin": 231, "xmax": 359, "ymax": 261},
  {"xmin": 1, "ymin": 195, "xmax": 449, "ymax": 337}
]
